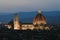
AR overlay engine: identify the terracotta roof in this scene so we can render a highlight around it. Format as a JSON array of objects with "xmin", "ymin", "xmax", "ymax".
[{"xmin": 34, "ymin": 13, "xmax": 46, "ymax": 21}]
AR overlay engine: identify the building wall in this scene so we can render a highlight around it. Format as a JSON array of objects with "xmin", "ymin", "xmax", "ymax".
[
  {"xmin": 22, "ymin": 24, "xmax": 34, "ymax": 30},
  {"xmin": 33, "ymin": 21, "xmax": 46, "ymax": 25}
]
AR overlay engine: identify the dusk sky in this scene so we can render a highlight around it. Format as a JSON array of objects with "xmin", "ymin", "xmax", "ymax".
[{"xmin": 0, "ymin": 0, "xmax": 60, "ymax": 13}]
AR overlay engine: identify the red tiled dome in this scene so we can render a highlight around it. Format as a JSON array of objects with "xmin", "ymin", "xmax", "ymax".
[
  {"xmin": 33, "ymin": 10, "xmax": 46, "ymax": 25},
  {"xmin": 34, "ymin": 13, "xmax": 46, "ymax": 21}
]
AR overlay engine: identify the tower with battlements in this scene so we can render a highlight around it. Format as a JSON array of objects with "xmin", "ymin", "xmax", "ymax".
[{"xmin": 13, "ymin": 14, "xmax": 20, "ymax": 30}]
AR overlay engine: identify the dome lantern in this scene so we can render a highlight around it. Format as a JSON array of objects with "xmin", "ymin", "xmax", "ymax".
[{"xmin": 38, "ymin": 10, "xmax": 42, "ymax": 14}]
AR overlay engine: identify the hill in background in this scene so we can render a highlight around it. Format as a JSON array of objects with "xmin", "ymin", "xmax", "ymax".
[{"xmin": 0, "ymin": 11, "xmax": 60, "ymax": 25}]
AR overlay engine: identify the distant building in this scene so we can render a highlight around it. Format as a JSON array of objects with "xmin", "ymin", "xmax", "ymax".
[
  {"xmin": 5, "ymin": 10, "xmax": 51, "ymax": 30},
  {"xmin": 13, "ymin": 14, "xmax": 20, "ymax": 30},
  {"xmin": 33, "ymin": 10, "xmax": 46, "ymax": 25}
]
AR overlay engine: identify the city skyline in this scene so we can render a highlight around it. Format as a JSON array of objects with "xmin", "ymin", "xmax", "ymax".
[{"xmin": 0, "ymin": 0, "xmax": 60, "ymax": 40}]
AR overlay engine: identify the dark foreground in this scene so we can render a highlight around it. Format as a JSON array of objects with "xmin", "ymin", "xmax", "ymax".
[
  {"xmin": 0, "ymin": 24, "xmax": 60, "ymax": 40},
  {"xmin": 0, "ymin": 29, "xmax": 60, "ymax": 40}
]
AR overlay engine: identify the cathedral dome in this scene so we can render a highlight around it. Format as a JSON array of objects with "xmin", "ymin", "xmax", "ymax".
[{"xmin": 33, "ymin": 10, "xmax": 46, "ymax": 25}]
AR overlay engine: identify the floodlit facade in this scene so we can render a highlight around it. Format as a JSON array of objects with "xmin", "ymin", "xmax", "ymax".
[
  {"xmin": 13, "ymin": 14, "xmax": 20, "ymax": 30},
  {"xmin": 5, "ymin": 10, "xmax": 50, "ymax": 30}
]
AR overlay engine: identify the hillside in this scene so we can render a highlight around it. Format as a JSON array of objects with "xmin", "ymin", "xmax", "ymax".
[{"xmin": 0, "ymin": 11, "xmax": 60, "ymax": 25}]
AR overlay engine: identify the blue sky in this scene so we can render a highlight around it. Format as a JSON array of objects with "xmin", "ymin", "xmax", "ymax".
[{"xmin": 0, "ymin": 0, "xmax": 60, "ymax": 13}]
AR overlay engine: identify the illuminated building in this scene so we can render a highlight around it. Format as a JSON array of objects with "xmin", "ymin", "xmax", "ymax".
[
  {"xmin": 33, "ymin": 10, "xmax": 46, "ymax": 25},
  {"xmin": 5, "ymin": 10, "xmax": 51, "ymax": 30},
  {"xmin": 13, "ymin": 14, "xmax": 20, "ymax": 30}
]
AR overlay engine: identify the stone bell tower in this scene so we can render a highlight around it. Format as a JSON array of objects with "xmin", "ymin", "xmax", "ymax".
[{"xmin": 13, "ymin": 13, "xmax": 20, "ymax": 30}]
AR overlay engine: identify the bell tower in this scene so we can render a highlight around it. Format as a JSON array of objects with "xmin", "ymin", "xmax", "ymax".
[{"xmin": 13, "ymin": 13, "xmax": 20, "ymax": 30}]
